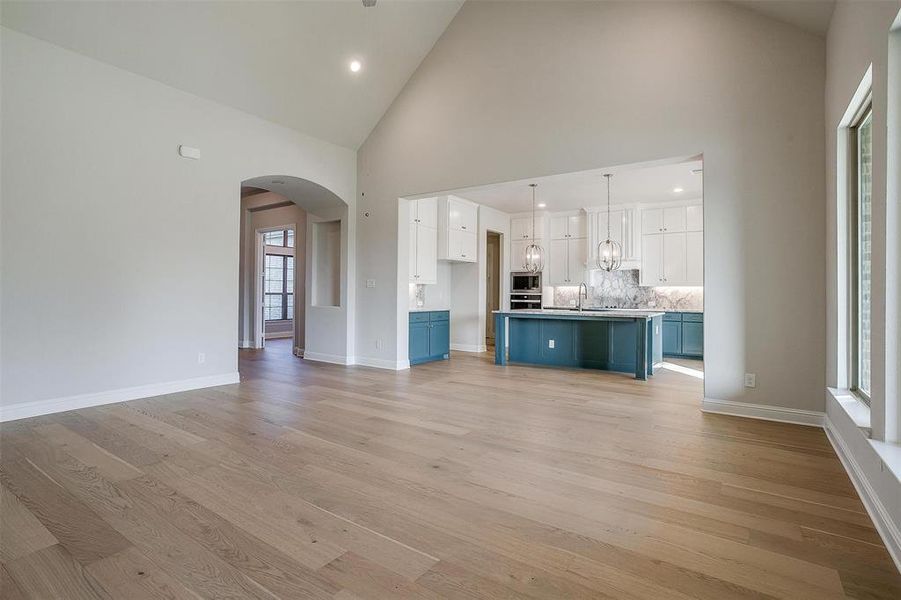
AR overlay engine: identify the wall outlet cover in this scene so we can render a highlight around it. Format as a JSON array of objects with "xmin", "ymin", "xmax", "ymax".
[
  {"xmin": 548, "ymin": 339, "xmax": 555, "ymax": 349},
  {"xmin": 744, "ymin": 373, "xmax": 756, "ymax": 388}
]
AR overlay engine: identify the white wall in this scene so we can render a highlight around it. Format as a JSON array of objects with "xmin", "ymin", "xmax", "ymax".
[
  {"xmin": 357, "ymin": 1, "xmax": 826, "ymax": 413},
  {"xmin": 0, "ymin": 28, "xmax": 355, "ymax": 416}
]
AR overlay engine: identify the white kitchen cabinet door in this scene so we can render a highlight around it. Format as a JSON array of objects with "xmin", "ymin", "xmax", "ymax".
[
  {"xmin": 511, "ymin": 217, "xmax": 529, "ymax": 239},
  {"xmin": 568, "ymin": 214, "xmax": 587, "ymax": 239},
  {"xmin": 418, "ymin": 226, "xmax": 438, "ymax": 283},
  {"xmin": 663, "ymin": 207, "xmax": 686, "ymax": 233},
  {"xmin": 510, "ymin": 240, "xmax": 528, "ymax": 270},
  {"xmin": 512, "ymin": 215, "xmax": 545, "ymax": 240},
  {"xmin": 567, "ymin": 238, "xmax": 588, "ymax": 284},
  {"xmin": 686, "ymin": 231, "xmax": 703, "ymax": 285},
  {"xmin": 640, "ymin": 234, "xmax": 663, "ymax": 285},
  {"xmin": 450, "ymin": 229, "xmax": 477, "ymax": 262},
  {"xmin": 662, "ymin": 232, "xmax": 686, "ymax": 284},
  {"xmin": 417, "ymin": 197, "xmax": 438, "ymax": 229},
  {"xmin": 448, "ymin": 197, "xmax": 477, "ymax": 233},
  {"xmin": 686, "ymin": 205, "xmax": 703, "ymax": 232},
  {"xmin": 549, "ymin": 216, "xmax": 569, "ymax": 240},
  {"xmin": 409, "ymin": 222, "xmax": 419, "ymax": 283},
  {"xmin": 549, "ymin": 238, "xmax": 568, "ymax": 285},
  {"xmin": 409, "ymin": 202, "xmax": 419, "ymax": 226},
  {"xmin": 642, "ymin": 208, "xmax": 663, "ymax": 234}
]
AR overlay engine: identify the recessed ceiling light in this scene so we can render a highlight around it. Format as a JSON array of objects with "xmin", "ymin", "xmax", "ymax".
[
  {"xmin": 673, "ymin": 187, "xmax": 684, "ymax": 193},
  {"xmin": 349, "ymin": 60, "xmax": 362, "ymax": 73},
  {"xmin": 537, "ymin": 203, "xmax": 546, "ymax": 208},
  {"xmin": 272, "ymin": 179, "xmax": 285, "ymax": 185}
]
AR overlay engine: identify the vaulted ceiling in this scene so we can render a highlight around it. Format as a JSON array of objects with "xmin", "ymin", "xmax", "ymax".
[
  {"xmin": 1, "ymin": 1, "xmax": 834, "ymax": 152},
  {"xmin": 0, "ymin": 0, "xmax": 463, "ymax": 149}
]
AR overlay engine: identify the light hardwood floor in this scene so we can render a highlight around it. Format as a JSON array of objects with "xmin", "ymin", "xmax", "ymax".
[{"xmin": 1, "ymin": 339, "xmax": 899, "ymax": 599}]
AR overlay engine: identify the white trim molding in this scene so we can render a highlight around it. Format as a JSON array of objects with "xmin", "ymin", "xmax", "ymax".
[
  {"xmin": 702, "ymin": 397, "xmax": 825, "ymax": 427},
  {"xmin": 825, "ymin": 416, "xmax": 901, "ymax": 572},
  {"xmin": 238, "ymin": 339, "xmax": 255, "ymax": 349},
  {"xmin": 302, "ymin": 351, "xmax": 353, "ymax": 366},
  {"xmin": 354, "ymin": 356, "xmax": 411, "ymax": 370},
  {"xmin": 0, "ymin": 372, "xmax": 241, "ymax": 423},
  {"xmin": 450, "ymin": 343, "xmax": 488, "ymax": 353}
]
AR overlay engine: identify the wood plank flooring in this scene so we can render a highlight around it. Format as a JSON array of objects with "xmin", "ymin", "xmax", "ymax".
[{"xmin": 1, "ymin": 339, "xmax": 899, "ymax": 599}]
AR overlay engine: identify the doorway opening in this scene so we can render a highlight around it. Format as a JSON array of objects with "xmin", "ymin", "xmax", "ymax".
[
  {"xmin": 240, "ymin": 187, "xmax": 306, "ymax": 354},
  {"xmin": 486, "ymin": 231, "xmax": 502, "ymax": 348}
]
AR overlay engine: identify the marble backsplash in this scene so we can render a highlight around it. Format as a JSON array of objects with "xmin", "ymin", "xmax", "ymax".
[{"xmin": 553, "ymin": 269, "xmax": 703, "ymax": 311}]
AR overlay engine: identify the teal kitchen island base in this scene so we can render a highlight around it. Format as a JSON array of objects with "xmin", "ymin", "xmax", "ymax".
[{"xmin": 493, "ymin": 309, "xmax": 663, "ymax": 380}]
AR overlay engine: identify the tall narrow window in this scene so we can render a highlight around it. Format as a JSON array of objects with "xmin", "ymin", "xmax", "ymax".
[
  {"xmin": 263, "ymin": 229, "xmax": 295, "ymax": 321},
  {"xmin": 851, "ymin": 102, "xmax": 873, "ymax": 402}
]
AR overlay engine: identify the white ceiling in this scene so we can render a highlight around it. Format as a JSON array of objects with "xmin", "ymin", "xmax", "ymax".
[
  {"xmin": 730, "ymin": 0, "xmax": 836, "ymax": 36},
  {"xmin": 0, "ymin": 0, "xmax": 463, "ymax": 149},
  {"xmin": 446, "ymin": 158, "xmax": 703, "ymax": 215}
]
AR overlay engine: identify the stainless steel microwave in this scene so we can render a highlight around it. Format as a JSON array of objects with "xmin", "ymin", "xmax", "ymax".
[{"xmin": 511, "ymin": 272, "xmax": 542, "ymax": 293}]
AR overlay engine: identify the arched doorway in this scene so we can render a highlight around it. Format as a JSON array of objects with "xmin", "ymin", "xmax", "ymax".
[{"xmin": 238, "ymin": 175, "xmax": 351, "ymax": 369}]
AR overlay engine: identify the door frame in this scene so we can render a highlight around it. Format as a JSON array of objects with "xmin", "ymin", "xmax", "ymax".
[{"xmin": 253, "ymin": 224, "xmax": 297, "ymax": 349}]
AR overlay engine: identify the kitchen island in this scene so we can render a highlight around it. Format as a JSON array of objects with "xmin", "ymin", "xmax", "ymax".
[{"xmin": 493, "ymin": 309, "xmax": 664, "ymax": 380}]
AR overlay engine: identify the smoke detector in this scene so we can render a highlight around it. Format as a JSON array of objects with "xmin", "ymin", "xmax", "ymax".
[{"xmin": 362, "ymin": 0, "xmax": 376, "ymax": 7}]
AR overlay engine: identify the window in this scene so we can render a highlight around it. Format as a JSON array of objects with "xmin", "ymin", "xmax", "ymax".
[
  {"xmin": 850, "ymin": 102, "xmax": 873, "ymax": 403},
  {"xmin": 263, "ymin": 228, "xmax": 295, "ymax": 321},
  {"xmin": 263, "ymin": 229, "xmax": 294, "ymax": 248},
  {"xmin": 264, "ymin": 254, "xmax": 294, "ymax": 321}
]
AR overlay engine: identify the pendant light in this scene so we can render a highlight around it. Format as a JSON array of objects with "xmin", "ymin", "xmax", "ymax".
[
  {"xmin": 523, "ymin": 183, "xmax": 545, "ymax": 273},
  {"xmin": 596, "ymin": 174, "xmax": 623, "ymax": 271}
]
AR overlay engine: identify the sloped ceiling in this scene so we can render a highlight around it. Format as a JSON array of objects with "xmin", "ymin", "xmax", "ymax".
[
  {"xmin": 730, "ymin": 0, "xmax": 836, "ymax": 36},
  {"xmin": 0, "ymin": 0, "xmax": 463, "ymax": 149}
]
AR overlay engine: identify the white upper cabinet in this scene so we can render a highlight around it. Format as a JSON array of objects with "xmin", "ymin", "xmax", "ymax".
[
  {"xmin": 409, "ymin": 198, "xmax": 438, "ymax": 284},
  {"xmin": 686, "ymin": 205, "xmax": 703, "ymax": 232},
  {"xmin": 642, "ymin": 206, "xmax": 689, "ymax": 234},
  {"xmin": 447, "ymin": 196, "xmax": 477, "ymax": 233},
  {"xmin": 686, "ymin": 231, "xmax": 703, "ymax": 284},
  {"xmin": 511, "ymin": 215, "xmax": 546, "ymax": 240},
  {"xmin": 548, "ymin": 238, "xmax": 587, "ymax": 285},
  {"xmin": 638, "ymin": 203, "xmax": 702, "ymax": 286},
  {"xmin": 550, "ymin": 213, "xmax": 587, "ymax": 240},
  {"xmin": 438, "ymin": 196, "xmax": 478, "ymax": 262}
]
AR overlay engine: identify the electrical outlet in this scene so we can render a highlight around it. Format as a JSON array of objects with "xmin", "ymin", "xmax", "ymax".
[
  {"xmin": 376, "ymin": 338, "xmax": 382, "ymax": 350},
  {"xmin": 198, "ymin": 352, "xmax": 206, "ymax": 365},
  {"xmin": 366, "ymin": 279, "xmax": 376, "ymax": 288},
  {"xmin": 548, "ymin": 339, "xmax": 555, "ymax": 349},
  {"xmin": 744, "ymin": 373, "xmax": 756, "ymax": 388}
]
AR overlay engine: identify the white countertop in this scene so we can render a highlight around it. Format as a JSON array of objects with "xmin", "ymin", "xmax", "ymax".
[
  {"xmin": 494, "ymin": 309, "xmax": 665, "ymax": 319},
  {"xmin": 409, "ymin": 307, "xmax": 450, "ymax": 313}
]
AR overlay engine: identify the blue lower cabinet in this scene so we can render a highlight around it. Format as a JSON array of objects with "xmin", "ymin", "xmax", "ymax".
[
  {"xmin": 409, "ymin": 311, "xmax": 450, "ymax": 365},
  {"xmin": 662, "ymin": 312, "xmax": 703, "ymax": 358},
  {"xmin": 681, "ymin": 322, "xmax": 703, "ymax": 357},
  {"xmin": 662, "ymin": 321, "xmax": 682, "ymax": 355}
]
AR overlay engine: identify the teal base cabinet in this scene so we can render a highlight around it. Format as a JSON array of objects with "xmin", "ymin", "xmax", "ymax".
[
  {"xmin": 496, "ymin": 312, "xmax": 661, "ymax": 380},
  {"xmin": 662, "ymin": 312, "xmax": 703, "ymax": 358},
  {"xmin": 409, "ymin": 311, "xmax": 450, "ymax": 365}
]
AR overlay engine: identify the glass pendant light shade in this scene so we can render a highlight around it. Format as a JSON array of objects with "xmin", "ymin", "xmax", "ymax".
[
  {"xmin": 523, "ymin": 183, "xmax": 544, "ymax": 273},
  {"xmin": 596, "ymin": 174, "xmax": 622, "ymax": 272}
]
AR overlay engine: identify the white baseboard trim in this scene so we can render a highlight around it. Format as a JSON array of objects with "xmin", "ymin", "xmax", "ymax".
[
  {"xmin": 450, "ymin": 343, "xmax": 487, "ymax": 353},
  {"xmin": 238, "ymin": 339, "xmax": 255, "ymax": 349},
  {"xmin": 302, "ymin": 351, "xmax": 353, "ymax": 366},
  {"xmin": 0, "ymin": 372, "xmax": 241, "ymax": 423},
  {"xmin": 354, "ymin": 356, "xmax": 411, "ymax": 370},
  {"xmin": 701, "ymin": 397, "xmax": 825, "ymax": 427},
  {"xmin": 825, "ymin": 416, "xmax": 901, "ymax": 572}
]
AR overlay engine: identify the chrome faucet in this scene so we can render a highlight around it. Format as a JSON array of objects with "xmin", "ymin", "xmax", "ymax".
[{"xmin": 578, "ymin": 282, "xmax": 588, "ymax": 312}]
